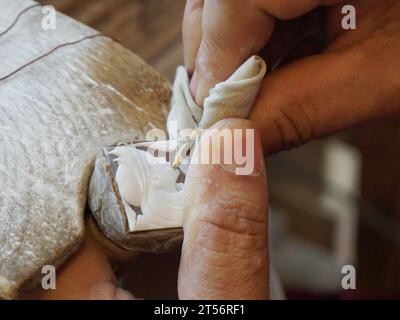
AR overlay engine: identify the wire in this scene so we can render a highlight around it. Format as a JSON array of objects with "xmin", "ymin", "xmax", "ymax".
[
  {"xmin": 270, "ymin": 27, "xmax": 324, "ymax": 72},
  {"xmin": 0, "ymin": 3, "xmax": 116, "ymax": 82},
  {"xmin": 0, "ymin": 33, "xmax": 105, "ymax": 82},
  {"xmin": 0, "ymin": 3, "xmax": 42, "ymax": 37}
]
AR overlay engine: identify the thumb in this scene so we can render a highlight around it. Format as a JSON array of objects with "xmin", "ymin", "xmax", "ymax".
[
  {"xmin": 178, "ymin": 118, "xmax": 269, "ymax": 300},
  {"xmin": 251, "ymin": 40, "xmax": 400, "ymax": 155}
]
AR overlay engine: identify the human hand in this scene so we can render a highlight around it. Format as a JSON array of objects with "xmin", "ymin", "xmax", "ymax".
[
  {"xmin": 184, "ymin": 0, "xmax": 400, "ymax": 154},
  {"xmin": 179, "ymin": 118, "xmax": 269, "ymax": 299},
  {"xmin": 25, "ymin": 119, "xmax": 268, "ymax": 300}
]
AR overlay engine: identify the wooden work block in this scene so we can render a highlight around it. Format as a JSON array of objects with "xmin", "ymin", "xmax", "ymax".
[{"xmin": 0, "ymin": 0, "xmax": 171, "ymax": 299}]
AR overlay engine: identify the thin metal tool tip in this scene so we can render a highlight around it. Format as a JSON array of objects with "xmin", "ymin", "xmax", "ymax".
[
  {"xmin": 171, "ymin": 157, "xmax": 181, "ymax": 169},
  {"xmin": 170, "ymin": 128, "xmax": 199, "ymax": 169}
]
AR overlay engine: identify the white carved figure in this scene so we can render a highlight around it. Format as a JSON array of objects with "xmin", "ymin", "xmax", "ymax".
[
  {"xmin": 108, "ymin": 55, "xmax": 285, "ymax": 299},
  {"xmin": 112, "ymin": 55, "xmax": 266, "ymax": 232},
  {"xmin": 110, "ymin": 146, "xmax": 184, "ymax": 232}
]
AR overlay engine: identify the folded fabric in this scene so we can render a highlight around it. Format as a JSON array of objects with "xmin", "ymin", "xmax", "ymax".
[
  {"xmin": 167, "ymin": 55, "xmax": 266, "ymax": 140},
  {"xmin": 110, "ymin": 56, "xmax": 267, "ymax": 233}
]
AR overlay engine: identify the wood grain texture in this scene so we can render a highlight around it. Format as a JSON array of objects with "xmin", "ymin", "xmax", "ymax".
[
  {"xmin": 0, "ymin": 0, "xmax": 170, "ymax": 299},
  {"xmin": 39, "ymin": 0, "xmax": 185, "ymax": 81}
]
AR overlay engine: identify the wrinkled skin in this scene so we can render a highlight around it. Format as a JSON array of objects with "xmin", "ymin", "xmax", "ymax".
[
  {"xmin": 184, "ymin": 0, "xmax": 400, "ymax": 153},
  {"xmin": 27, "ymin": 0, "xmax": 400, "ymax": 299},
  {"xmin": 25, "ymin": 119, "xmax": 268, "ymax": 300}
]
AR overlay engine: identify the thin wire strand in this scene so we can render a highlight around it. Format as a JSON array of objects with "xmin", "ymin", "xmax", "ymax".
[
  {"xmin": 270, "ymin": 27, "xmax": 324, "ymax": 72},
  {"xmin": 0, "ymin": 3, "xmax": 42, "ymax": 37},
  {"xmin": 0, "ymin": 33, "xmax": 105, "ymax": 82},
  {"xmin": 0, "ymin": 4, "xmax": 119, "ymax": 82}
]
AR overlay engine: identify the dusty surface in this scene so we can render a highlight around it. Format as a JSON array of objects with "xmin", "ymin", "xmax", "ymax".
[
  {"xmin": 39, "ymin": 0, "xmax": 185, "ymax": 81},
  {"xmin": 0, "ymin": 0, "xmax": 170, "ymax": 299}
]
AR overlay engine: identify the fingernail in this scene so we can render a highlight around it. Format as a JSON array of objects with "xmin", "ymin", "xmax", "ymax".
[
  {"xmin": 189, "ymin": 70, "xmax": 198, "ymax": 101},
  {"xmin": 199, "ymin": 119, "xmax": 263, "ymax": 176},
  {"xmin": 194, "ymin": 76, "xmax": 211, "ymax": 106},
  {"xmin": 190, "ymin": 70, "xmax": 213, "ymax": 108}
]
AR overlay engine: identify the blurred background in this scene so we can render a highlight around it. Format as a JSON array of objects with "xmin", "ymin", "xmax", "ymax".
[{"xmin": 39, "ymin": 0, "xmax": 400, "ymax": 299}]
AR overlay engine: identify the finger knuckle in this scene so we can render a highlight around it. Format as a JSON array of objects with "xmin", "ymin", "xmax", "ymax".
[
  {"xmin": 271, "ymin": 93, "xmax": 316, "ymax": 151},
  {"xmin": 195, "ymin": 196, "xmax": 268, "ymax": 251}
]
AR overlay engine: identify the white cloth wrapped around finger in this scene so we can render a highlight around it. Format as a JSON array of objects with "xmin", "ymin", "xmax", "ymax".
[
  {"xmin": 112, "ymin": 55, "xmax": 266, "ymax": 232},
  {"xmin": 109, "ymin": 56, "xmax": 285, "ymax": 299},
  {"xmin": 167, "ymin": 55, "xmax": 267, "ymax": 140}
]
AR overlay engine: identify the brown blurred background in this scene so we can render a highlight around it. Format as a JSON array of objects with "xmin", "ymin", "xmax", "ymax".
[{"xmin": 39, "ymin": 0, "xmax": 400, "ymax": 299}]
